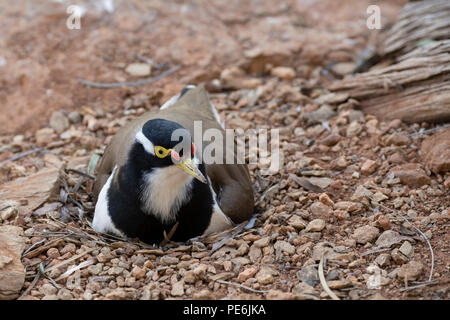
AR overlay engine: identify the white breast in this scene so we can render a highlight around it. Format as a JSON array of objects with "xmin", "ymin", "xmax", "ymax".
[{"xmin": 140, "ymin": 166, "xmax": 194, "ymax": 223}]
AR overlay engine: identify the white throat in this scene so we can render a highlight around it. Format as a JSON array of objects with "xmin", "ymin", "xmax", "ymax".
[{"xmin": 140, "ymin": 166, "xmax": 194, "ymax": 223}]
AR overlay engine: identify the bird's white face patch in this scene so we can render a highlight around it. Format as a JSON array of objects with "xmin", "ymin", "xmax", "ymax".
[
  {"xmin": 140, "ymin": 165, "xmax": 194, "ymax": 223},
  {"xmin": 93, "ymin": 166, "xmax": 126, "ymax": 237},
  {"xmin": 135, "ymin": 130, "xmax": 155, "ymax": 155}
]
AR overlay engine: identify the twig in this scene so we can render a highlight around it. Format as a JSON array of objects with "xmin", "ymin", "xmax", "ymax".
[
  {"xmin": 0, "ymin": 148, "xmax": 43, "ymax": 165},
  {"xmin": 19, "ymin": 272, "xmax": 41, "ymax": 299},
  {"xmin": 44, "ymin": 248, "xmax": 95, "ymax": 274},
  {"xmin": 399, "ymin": 280, "xmax": 439, "ymax": 292},
  {"xmin": 77, "ymin": 65, "xmax": 181, "ymax": 88},
  {"xmin": 368, "ymin": 196, "xmax": 434, "ymax": 282},
  {"xmin": 216, "ymin": 280, "xmax": 269, "ymax": 294},
  {"xmin": 160, "ymin": 222, "xmax": 179, "ymax": 247},
  {"xmin": 318, "ymin": 253, "xmax": 340, "ymax": 300},
  {"xmin": 66, "ymin": 169, "xmax": 95, "ymax": 180},
  {"xmin": 55, "ymin": 259, "xmax": 95, "ymax": 282},
  {"xmin": 407, "ymin": 124, "xmax": 450, "ymax": 137}
]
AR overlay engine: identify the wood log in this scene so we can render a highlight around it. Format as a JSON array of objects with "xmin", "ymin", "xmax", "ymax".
[{"xmin": 329, "ymin": 40, "xmax": 450, "ymax": 123}]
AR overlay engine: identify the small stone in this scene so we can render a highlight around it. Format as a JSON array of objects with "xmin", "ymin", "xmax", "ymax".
[
  {"xmin": 319, "ymin": 193, "xmax": 334, "ymax": 207},
  {"xmin": 391, "ymin": 248, "xmax": 409, "ymax": 264},
  {"xmin": 171, "ymin": 281, "xmax": 184, "ymax": 297},
  {"xmin": 330, "ymin": 156, "xmax": 349, "ymax": 171},
  {"xmin": 253, "ymin": 237, "xmax": 270, "ymax": 248},
  {"xmin": 385, "ymin": 132, "xmax": 410, "ymax": 146},
  {"xmin": 334, "ymin": 201, "xmax": 360, "ymax": 213},
  {"xmin": 68, "ymin": 111, "xmax": 82, "ymax": 124},
  {"xmin": 60, "ymin": 243, "xmax": 76, "ymax": 254},
  {"xmin": 88, "ymin": 264, "xmax": 102, "ymax": 275},
  {"xmin": 292, "ymin": 282, "xmax": 319, "ymax": 298},
  {"xmin": 397, "ymin": 261, "xmax": 424, "ymax": 281},
  {"xmin": 125, "ymin": 63, "xmax": 151, "ymax": 77},
  {"xmin": 320, "ymin": 133, "xmax": 341, "ymax": 146},
  {"xmin": 192, "ymin": 289, "xmax": 212, "ymax": 300},
  {"xmin": 375, "ymin": 253, "xmax": 391, "ymax": 267},
  {"xmin": 274, "ymin": 241, "xmax": 295, "ymax": 255},
  {"xmin": 366, "ymin": 274, "xmax": 391, "ymax": 289},
  {"xmin": 47, "ymin": 248, "xmax": 59, "ymax": 259},
  {"xmin": 398, "ymin": 241, "xmax": 414, "ymax": 258},
  {"xmin": 266, "ymin": 290, "xmax": 294, "ymax": 300},
  {"xmin": 1, "ymin": 207, "xmax": 16, "ymax": 221},
  {"xmin": 352, "ymin": 225, "xmax": 380, "ymax": 244},
  {"xmin": 346, "ymin": 121, "xmax": 362, "ymax": 137},
  {"xmin": 389, "ymin": 163, "xmax": 430, "ymax": 187},
  {"xmin": 327, "ymin": 279, "xmax": 353, "ymax": 289},
  {"xmin": 373, "ymin": 192, "xmax": 388, "ymax": 202},
  {"xmin": 160, "ymin": 256, "xmax": 179, "ymax": 265},
  {"xmin": 304, "ymin": 105, "xmax": 336, "ymax": 124},
  {"xmin": 57, "ymin": 288, "xmax": 73, "ymax": 300},
  {"xmin": 330, "ymin": 62, "xmax": 355, "ymax": 76},
  {"xmin": 377, "ymin": 215, "xmax": 391, "ymax": 230},
  {"xmin": 288, "ymin": 216, "xmax": 306, "ymax": 230},
  {"xmin": 35, "ymin": 128, "xmax": 56, "ymax": 146},
  {"xmin": 184, "ymin": 270, "xmax": 196, "ymax": 284},
  {"xmin": 256, "ymin": 266, "xmax": 275, "ymax": 285},
  {"xmin": 192, "ymin": 241, "xmax": 206, "ymax": 252},
  {"xmin": 237, "ymin": 267, "xmax": 258, "ymax": 282},
  {"xmin": 361, "ymin": 159, "xmax": 377, "ymax": 175},
  {"xmin": 131, "ymin": 266, "xmax": 146, "ymax": 279},
  {"xmin": 310, "ymin": 202, "xmax": 332, "ymax": 218},
  {"xmin": 40, "ymin": 283, "xmax": 57, "ymax": 296},
  {"xmin": 49, "ymin": 111, "xmax": 69, "ymax": 133},
  {"xmin": 351, "ymin": 185, "xmax": 373, "ymax": 201},
  {"xmin": 305, "ymin": 219, "xmax": 326, "ymax": 232},
  {"xmin": 421, "ymin": 127, "xmax": 450, "ymax": 173},
  {"xmin": 271, "ymin": 66, "xmax": 296, "ymax": 80},
  {"xmin": 249, "ymin": 246, "xmax": 262, "ymax": 263},
  {"xmin": 376, "ymin": 230, "xmax": 400, "ymax": 247},
  {"xmin": 444, "ymin": 177, "xmax": 450, "ymax": 189},
  {"xmin": 297, "ymin": 265, "xmax": 319, "ymax": 286}
]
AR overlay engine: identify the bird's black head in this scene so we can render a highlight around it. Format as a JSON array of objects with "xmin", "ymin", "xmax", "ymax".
[{"xmin": 132, "ymin": 118, "xmax": 207, "ymax": 183}]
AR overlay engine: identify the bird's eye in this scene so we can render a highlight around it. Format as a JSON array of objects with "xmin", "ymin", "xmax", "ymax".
[{"xmin": 154, "ymin": 146, "xmax": 170, "ymax": 158}]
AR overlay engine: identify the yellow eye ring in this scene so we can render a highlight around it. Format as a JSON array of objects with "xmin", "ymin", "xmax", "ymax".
[{"xmin": 154, "ymin": 146, "xmax": 171, "ymax": 158}]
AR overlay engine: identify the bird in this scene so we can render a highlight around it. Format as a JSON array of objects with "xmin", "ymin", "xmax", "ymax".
[{"xmin": 92, "ymin": 85, "xmax": 254, "ymax": 245}]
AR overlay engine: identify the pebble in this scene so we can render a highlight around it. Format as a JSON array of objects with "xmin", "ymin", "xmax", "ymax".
[
  {"xmin": 391, "ymin": 248, "xmax": 408, "ymax": 264},
  {"xmin": 351, "ymin": 185, "xmax": 373, "ymax": 201},
  {"xmin": 271, "ymin": 66, "xmax": 296, "ymax": 80},
  {"xmin": 374, "ymin": 253, "xmax": 391, "ymax": 267},
  {"xmin": 297, "ymin": 265, "xmax": 319, "ymax": 286},
  {"xmin": 361, "ymin": 159, "xmax": 377, "ymax": 175},
  {"xmin": 49, "ymin": 111, "xmax": 69, "ymax": 133},
  {"xmin": 274, "ymin": 240, "xmax": 295, "ymax": 255},
  {"xmin": 385, "ymin": 132, "xmax": 410, "ymax": 146},
  {"xmin": 171, "ymin": 281, "xmax": 184, "ymax": 297},
  {"xmin": 160, "ymin": 256, "xmax": 179, "ymax": 265},
  {"xmin": 1, "ymin": 207, "xmax": 16, "ymax": 221},
  {"xmin": 184, "ymin": 270, "xmax": 196, "ymax": 284},
  {"xmin": 377, "ymin": 215, "xmax": 391, "ymax": 230},
  {"xmin": 237, "ymin": 267, "xmax": 258, "ymax": 282},
  {"xmin": 47, "ymin": 248, "xmax": 60, "ymax": 259},
  {"xmin": 40, "ymin": 283, "xmax": 57, "ymax": 296},
  {"xmin": 256, "ymin": 266, "xmax": 276, "ymax": 285},
  {"xmin": 131, "ymin": 266, "xmax": 146, "ymax": 279},
  {"xmin": 288, "ymin": 215, "xmax": 307, "ymax": 230},
  {"xmin": 253, "ymin": 237, "xmax": 270, "ymax": 248},
  {"xmin": 125, "ymin": 63, "xmax": 151, "ymax": 77},
  {"xmin": 266, "ymin": 290, "xmax": 294, "ymax": 300},
  {"xmin": 352, "ymin": 225, "xmax": 380, "ymax": 244},
  {"xmin": 397, "ymin": 261, "xmax": 424, "ymax": 281},
  {"xmin": 389, "ymin": 164, "xmax": 431, "ymax": 187},
  {"xmin": 373, "ymin": 191, "xmax": 388, "ymax": 202},
  {"xmin": 346, "ymin": 121, "xmax": 362, "ymax": 137},
  {"xmin": 248, "ymin": 246, "xmax": 262, "ymax": 263},
  {"xmin": 319, "ymin": 193, "xmax": 334, "ymax": 207},
  {"xmin": 305, "ymin": 219, "xmax": 326, "ymax": 232},
  {"xmin": 310, "ymin": 202, "xmax": 332, "ymax": 218},
  {"xmin": 57, "ymin": 288, "xmax": 73, "ymax": 300},
  {"xmin": 68, "ymin": 111, "xmax": 82, "ymax": 124},
  {"xmin": 375, "ymin": 230, "xmax": 400, "ymax": 247},
  {"xmin": 398, "ymin": 241, "xmax": 414, "ymax": 258}
]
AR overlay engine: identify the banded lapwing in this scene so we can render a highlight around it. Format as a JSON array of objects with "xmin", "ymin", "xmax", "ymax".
[{"xmin": 92, "ymin": 85, "xmax": 254, "ymax": 244}]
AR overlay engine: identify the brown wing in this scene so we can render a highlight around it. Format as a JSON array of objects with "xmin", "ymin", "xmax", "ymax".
[{"xmin": 93, "ymin": 85, "xmax": 254, "ymax": 222}]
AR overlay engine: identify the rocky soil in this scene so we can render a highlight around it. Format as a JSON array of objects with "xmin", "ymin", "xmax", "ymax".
[{"xmin": 0, "ymin": 0, "xmax": 448, "ymax": 301}]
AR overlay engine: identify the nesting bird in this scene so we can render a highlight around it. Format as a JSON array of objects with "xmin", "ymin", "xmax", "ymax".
[{"xmin": 92, "ymin": 85, "xmax": 254, "ymax": 244}]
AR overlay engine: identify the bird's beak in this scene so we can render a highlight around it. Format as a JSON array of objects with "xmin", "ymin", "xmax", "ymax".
[{"xmin": 175, "ymin": 158, "xmax": 208, "ymax": 184}]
